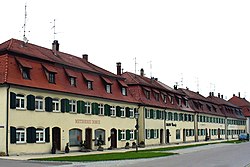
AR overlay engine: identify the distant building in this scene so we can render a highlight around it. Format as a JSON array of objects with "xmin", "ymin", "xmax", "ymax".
[{"xmin": 229, "ymin": 93, "xmax": 250, "ymax": 134}]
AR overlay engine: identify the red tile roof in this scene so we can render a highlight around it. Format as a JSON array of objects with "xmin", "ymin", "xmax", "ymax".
[
  {"xmin": 0, "ymin": 39, "xmax": 137, "ymax": 104},
  {"xmin": 229, "ymin": 96, "xmax": 250, "ymax": 117},
  {"xmin": 122, "ymin": 72, "xmax": 194, "ymax": 112}
]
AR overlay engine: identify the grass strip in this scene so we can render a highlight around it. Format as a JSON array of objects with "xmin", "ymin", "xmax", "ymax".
[{"xmin": 33, "ymin": 151, "xmax": 176, "ymax": 162}]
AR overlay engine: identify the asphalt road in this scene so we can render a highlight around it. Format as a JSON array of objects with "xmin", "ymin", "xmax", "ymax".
[{"xmin": 1, "ymin": 142, "xmax": 250, "ymax": 167}]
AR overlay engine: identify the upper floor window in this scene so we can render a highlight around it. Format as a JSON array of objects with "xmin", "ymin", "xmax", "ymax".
[
  {"xmin": 111, "ymin": 106, "xmax": 116, "ymax": 116},
  {"xmin": 106, "ymin": 84, "xmax": 112, "ymax": 94},
  {"xmin": 85, "ymin": 102, "xmax": 91, "ymax": 114},
  {"xmin": 184, "ymin": 99, "xmax": 188, "ymax": 107},
  {"xmin": 52, "ymin": 98, "xmax": 60, "ymax": 112},
  {"xmin": 154, "ymin": 92, "xmax": 159, "ymax": 101},
  {"xmin": 122, "ymin": 87, "xmax": 127, "ymax": 96},
  {"xmin": 99, "ymin": 104, "xmax": 104, "ymax": 115},
  {"xmin": 169, "ymin": 95, "xmax": 174, "ymax": 104},
  {"xmin": 16, "ymin": 128, "xmax": 26, "ymax": 143},
  {"xmin": 162, "ymin": 94, "xmax": 167, "ymax": 103},
  {"xmin": 130, "ymin": 108, "xmax": 134, "ymax": 118},
  {"xmin": 146, "ymin": 108, "xmax": 150, "ymax": 118},
  {"xmin": 145, "ymin": 90, "xmax": 150, "ymax": 99},
  {"xmin": 153, "ymin": 110, "xmax": 157, "ymax": 119},
  {"xmin": 16, "ymin": 58, "xmax": 32, "ymax": 80},
  {"xmin": 16, "ymin": 94, "xmax": 25, "ymax": 109},
  {"xmin": 121, "ymin": 107, "xmax": 125, "ymax": 117},
  {"xmin": 35, "ymin": 96, "xmax": 43, "ymax": 111},
  {"xmin": 69, "ymin": 77, "xmax": 76, "ymax": 86},
  {"xmin": 69, "ymin": 100, "xmax": 77, "ymax": 113},
  {"xmin": 49, "ymin": 73, "xmax": 56, "ymax": 84},
  {"xmin": 121, "ymin": 130, "xmax": 126, "ymax": 140}
]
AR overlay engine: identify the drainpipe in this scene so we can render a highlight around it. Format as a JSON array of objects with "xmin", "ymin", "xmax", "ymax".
[
  {"xmin": 137, "ymin": 105, "xmax": 141, "ymax": 146},
  {"xmin": 6, "ymin": 84, "xmax": 10, "ymax": 156}
]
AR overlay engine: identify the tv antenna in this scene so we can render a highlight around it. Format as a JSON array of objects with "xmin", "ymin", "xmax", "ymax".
[
  {"xmin": 133, "ymin": 57, "xmax": 138, "ymax": 74},
  {"xmin": 22, "ymin": 3, "xmax": 29, "ymax": 43},
  {"xmin": 51, "ymin": 19, "xmax": 56, "ymax": 40},
  {"xmin": 148, "ymin": 60, "xmax": 152, "ymax": 78},
  {"xmin": 180, "ymin": 73, "xmax": 183, "ymax": 88},
  {"xmin": 196, "ymin": 77, "xmax": 199, "ymax": 92}
]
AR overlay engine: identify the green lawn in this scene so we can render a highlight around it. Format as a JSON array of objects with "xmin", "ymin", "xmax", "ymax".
[{"xmin": 34, "ymin": 151, "xmax": 176, "ymax": 162}]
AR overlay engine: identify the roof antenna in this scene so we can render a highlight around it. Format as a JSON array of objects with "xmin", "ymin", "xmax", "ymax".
[
  {"xmin": 133, "ymin": 57, "xmax": 137, "ymax": 75},
  {"xmin": 148, "ymin": 60, "xmax": 152, "ymax": 78},
  {"xmin": 180, "ymin": 73, "xmax": 183, "ymax": 88},
  {"xmin": 51, "ymin": 19, "xmax": 57, "ymax": 40},
  {"xmin": 196, "ymin": 77, "xmax": 199, "ymax": 92},
  {"xmin": 22, "ymin": 3, "xmax": 29, "ymax": 43}
]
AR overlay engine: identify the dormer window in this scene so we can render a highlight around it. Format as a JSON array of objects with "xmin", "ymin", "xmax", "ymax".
[
  {"xmin": 162, "ymin": 93, "xmax": 167, "ymax": 103},
  {"xmin": 143, "ymin": 87, "xmax": 151, "ymax": 99},
  {"xmin": 168, "ymin": 94, "xmax": 174, "ymax": 104},
  {"xmin": 153, "ymin": 89, "xmax": 160, "ymax": 101},
  {"xmin": 106, "ymin": 84, "xmax": 112, "ymax": 93},
  {"xmin": 101, "ymin": 76, "xmax": 113, "ymax": 94},
  {"xmin": 16, "ymin": 58, "xmax": 32, "ymax": 80},
  {"xmin": 69, "ymin": 77, "xmax": 76, "ymax": 86},
  {"xmin": 82, "ymin": 73, "xmax": 94, "ymax": 90},
  {"xmin": 65, "ymin": 68, "xmax": 77, "ymax": 87},
  {"xmin": 42, "ymin": 64, "xmax": 57, "ymax": 84},
  {"xmin": 117, "ymin": 80, "xmax": 128, "ymax": 96},
  {"xmin": 87, "ymin": 81, "xmax": 93, "ymax": 90}
]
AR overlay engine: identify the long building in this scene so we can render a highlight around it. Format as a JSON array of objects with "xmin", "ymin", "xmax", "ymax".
[{"xmin": 0, "ymin": 38, "xmax": 247, "ymax": 155}]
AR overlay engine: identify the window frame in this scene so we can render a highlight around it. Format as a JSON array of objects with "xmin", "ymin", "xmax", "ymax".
[
  {"xmin": 106, "ymin": 84, "xmax": 112, "ymax": 94},
  {"xmin": 48, "ymin": 72, "xmax": 56, "ymax": 84},
  {"xmin": 16, "ymin": 128, "xmax": 26, "ymax": 144},
  {"xmin": 36, "ymin": 128, "xmax": 45, "ymax": 143},
  {"xmin": 85, "ymin": 102, "xmax": 92, "ymax": 114},
  {"xmin": 69, "ymin": 100, "xmax": 77, "ymax": 113},
  {"xmin": 121, "ymin": 87, "xmax": 127, "ymax": 96},
  {"xmin": 130, "ymin": 130, "xmax": 134, "ymax": 140},
  {"xmin": 121, "ymin": 130, "xmax": 126, "ymax": 140},
  {"xmin": 129, "ymin": 108, "xmax": 134, "ymax": 118},
  {"xmin": 87, "ymin": 81, "xmax": 93, "ymax": 90},
  {"xmin": 110, "ymin": 106, "xmax": 116, "ymax": 117},
  {"xmin": 120, "ymin": 107, "xmax": 125, "ymax": 117},
  {"xmin": 35, "ymin": 96, "xmax": 44, "ymax": 111},
  {"xmin": 52, "ymin": 98, "xmax": 60, "ymax": 112},
  {"xmin": 69, "ymin": 77, "xmax": 76, "ymax": 86},
  {"xmin": 99, "ymin": 104, "xmax": 104, "ymax": 115},
  {"xmin": 16, "ymin": 94, "xmax": 25, "ymax": 110}
]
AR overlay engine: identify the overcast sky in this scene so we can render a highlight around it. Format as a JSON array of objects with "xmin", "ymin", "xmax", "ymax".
[{"xmin": 1, "ymin": 0, "xmax": 250, "ymax": 100}]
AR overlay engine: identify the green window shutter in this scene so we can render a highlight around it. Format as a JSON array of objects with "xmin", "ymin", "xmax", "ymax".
[
  {"xmin": 150, "ymin": 109, "xmax": 154, "ymax": 119},
  {"xmin": 134, "ymin": 130, "xmax": 137, "ymax": 140},
  {"xmin": 165, "ymin": 112, "xmax": 167, "ymax": 120},
  {"xmin": 45, "ymin": 127, "xmax": 50, "ymax": 143},
  {"xmin": 10, "ymin": 126, "xmax": 16, "ymax": 144},
  {"xmin": 118, "ymin": 130, "xmax": 122, "ymax": 140},
  {"xmin": 27, "ymin": 94, "xmax": 35, "ymax": 111},
  {"xmin": 134, "ymin": 108, "xmax": 137, "ymax": 117},
  {"xmin": 157, "ymin": 129, "xmax": 159, "ymax": 138},
  {"xmin": 92, "ymin": 103, "xmax": 98, "ymax": 115},
  {"xmin": 10, "ymin": 92, "xmax": 16, "ymax": 109},
  {"xmin": 77, "ymin": 100, "xmax": 81, "ymax": 114},
  {"xmin": 156, "ymin": 110, "xmax": 160, "ymax": 119},
  {"xmin": 104, "ymin": 104, "xmax": 110, "ymax": 116},
  {"xmin": 27, "ymin": 127, "xmax": 36, "ymax": 143},
  {"xmin": 82, "ymin": 101, "xmax": 86, "ymax": 114},
  {"xmin": 126, "ymin": 130, "xmax": 130, "ymax": 140},
  {"xmin": 126, "ymin": 107, "xmax": 130, "ymax": 117},
  {"xmin": 116, "ymin": 106, "xmax": 121, "ymax": 117},
  {"xmin": 162, "ymin": 111, "xmax": 165, "ymax": 120},
  {"xmin": 150, "ymin": 129, "xmax": 154, "ymax": 139},
  {"xmin": 45, "ymin": 97, "xmax": 53, "ymax": 112},
  {"xmin": 145, "ymin": 129, "xmax": 148, "ymax": 139},
  {"xmin": 61, "ymin": 99, "xmax": 66, "ymax": 113},
  {"xmin": 65, "ymin": 99, "xmax": 70, "ymax": 113}
]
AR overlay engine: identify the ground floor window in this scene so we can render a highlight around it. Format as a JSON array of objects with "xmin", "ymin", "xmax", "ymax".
[
  {"xmin": 16, "ymin": 128, "xmax": 26, "ymax": 143},
  {"xmin": 95, "ymin": 129, "xmax": 105, "ymax": 145},
  {"xmin": 69, "ymin": 129, "xmax": 82, "ymax": 146},
  {"xmin": 36, "ymin": 129, "xmax": 45, "ymax": 143}
]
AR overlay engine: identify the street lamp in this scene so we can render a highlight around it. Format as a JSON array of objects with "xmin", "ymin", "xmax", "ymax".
[{"xmin": 134, "ymin": 112, "xmax": 139, "ymax": 152}]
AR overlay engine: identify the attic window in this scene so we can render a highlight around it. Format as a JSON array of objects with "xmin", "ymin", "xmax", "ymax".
[
  {"xmin": 42, "ymin": 64, "xmax": 57, "ymax": 84},
  {"xmin": 101, "ymin": 77, "xmax": 113, "ymax": 94},
  {"xmin": 143, "ymin": 87, "xmax": 151, "ymax": 99},
  {"xmin": 65, "ymin": 68, "xmax": 77, "ymax": 87},
  {"xmin": 162, "ymin": 94, "xmax": 167, "ymax": 103},
  {"xmin": 175, "ymin": 95, "xmax": 182, "ymax": 106},
  {"xmin": 82, "ymin": 73, "xmax": 94, "ymax": 90},
  {"xmin": 117, "ymin": 80, "xmax": 128, "ymax": 96},
  {"xmin": 16, "ymin": 58, "xmax": 32, "ymax": 80},
  {"xmin": 153, "ymin": 89, "xmax": 160, "ymax": 101},
  {"xmin": 168, "ymin": 94, "xmax": 174, "ymax": 104}
]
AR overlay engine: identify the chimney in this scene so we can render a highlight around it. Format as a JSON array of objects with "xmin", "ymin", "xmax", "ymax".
[
  {"xmin": 82, "ymin": 54, "xmax": 88, "ymax": 61},
  {"xmin": 238, "ymin": 92, "xmax": 241, "ymax": 98},
  {"xmin": 233, "ymin": 94, "xmax": 235, "ymax": 96},
  {"xmin": 218, "ymin": 93, "xmax": 220, "ymax": 98},
  {"xmin": 116, "ymin": 62, "xmax": 121, "ymax": 75},
  {"xmin": 211, "ymin": 92, "xmax": 214, "ymax": 96},
  {"xmin": 52, "ymin": 40, "xmax": 59, "ymax": 52},
  {"xmin": 221, "ymin": 94, "xmax": 223, "ymax": 99},
  {"xmin": 140, "ymin": 68, "xmax": 144, "ymax": 76},
  {"xmin": 174, "ymin": 85, "xmax": 178, "ymax": 90},
  {"xmin": 209, "ymin": 92, "xmax": 211, "ymax": 96}
]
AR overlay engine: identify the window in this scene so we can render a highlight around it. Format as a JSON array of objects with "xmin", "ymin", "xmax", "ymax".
[
  {"xmin": 169, "ymin": 95, "xmax": 173, "ymax": 104},
  {"xmin": 121, "ymin": 130, "xmax": 126, "ymax": 140},
  {"xmin": 95, "ymin": 129, "xmax": 105, "ymax": 145},
  {"xmin": 146, "ymin": 129, "xmax": 150, "ymax": 139},
  {"xmin": 146, "ymin": 108, "xmax": 150, "ymax": 118},
  {"xmin": 184, "ymin": 100, "xmax": 188, "ymax": 107},
  {"xmin": 21, "ymin": 67, "xmax": 30, "ymax": 79},
  {"xmin": 145, "ymin": 90, "xmax": 150, "ymax": 99},
  {"xmin": 106, "ymin": 84, "xmax": 112, "ymax": 93},
  {"xmin": 174, "ymin": 113, "xmax": 178, "ymax": 121},
  {"xmin": 52, "ymin": 98, "xmax": 60, "ymax": 112},
  {"xmin": 69, "ymin": 100, "xmax": 77, "ymax": 113},
  {"xmin": 176, "ymin": 129, "xmax": 180, "ymax": 139},
  {"xmin": 87, "ymin": 81, "xmax": 93, "ymax": 90},
  {"xmin": 35, "ymin": 96, "xmax": 43, "ymax": 111},
  {"xmin": 69, "ymin": 77, "xmax": 76, "ymax": 86},
  {"xmin": 154, "ymin": 92, "xmax": 159, "ymax": 101},
  {"xmin": 121, "ymin": 87, "xmax": 127, "ymax": 96},
  {"xmin": 99, "ymin": 104, "xmax": 104, "ymax": 115},
  {"xmin": 130, "ymin": 108, "xmax": 134, "ymax": 118},
  {"xmin": 168, "ymin": 112, "xmax": 173, "ymax": 121},
  {"xmin": 130, "ymin": 130, "xmax": 134, "ymax": 140},
  {"xmin": 177, "ymin": 98, "xmax": 182, "ymax": 106},
  {"xmin": 16, "ymin": 128, "xmax": 26, "ymax": 143},
  {"xmin": 16, "ymin": 94, "xmax": 25, "ymax": 109},
  {"xmin": 162, "ymin": 95, "xmax": 167, "ymax": 103},
  {"xmin": 85, "ymin": 102, "xmax": 91, "ymax": 114},
  {"xmin": 36, "ymin": 128, "xmax": 45, "ymax": 143},
  {"xmin": 49, "ymin": 73, "xmax": 55, "ymax": 83},
  {"xmin": 179, "ymin": 113, "xmax": 183, "ymax": 121},
  {"xmin": 153, "ymin": 110, "xmax": 157, "ymax": 119},
  {"xmin": 69, "ymin": 129, "xmax": 82, "ymax": 146},
  {"xmin": 111, "ymin": 106, "xmax": 116, "ymax": 116},
  {"xmin": 120, "ymin": 107, "xmax": 125, "ymax": 117},
  {"xmin": 154, "ymin": 129, "xmax": 157, "ymax": 138}
]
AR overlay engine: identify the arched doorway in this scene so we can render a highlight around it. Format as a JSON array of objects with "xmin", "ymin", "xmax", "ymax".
[
  {"xmin": 52, "ymin": 127, "xmax": 61, "ymax": 150},
  {"xmin": 85, "ymin": 128, "xmax": 92, "ymax": 149},
  {"xmin": 110, "ymin": 128, "xmax": 117, "ymax": 148}
]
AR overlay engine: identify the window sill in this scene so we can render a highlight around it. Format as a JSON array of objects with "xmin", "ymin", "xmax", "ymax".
[
  {"xmin": 16, "ymin": 108, "xmax": 26, "ymax": 111},
  {"xmin": 98, "ymin": 114, "xmax": 105, "ymax": 116},
  {"xmin": 53, "ymin": 111, "xmax": 60, "ymax": 113},
  {"xmin": 70, "ymin": 112, "xmax": 77, "ymax": 114},
  {"xmin": 16, "ymin": 142, "xmax": 26, "ymax": 144},
  {"xmin": 110, "ymin": 115, "xmax": 116, "ymax": 118},
  {"xmin": 36, "ymin": 141, "xmax": 45, "ymax": 144},
  {"xmin": 35, "ymin": 110, "xmax": 44, "ymax": 112}
]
